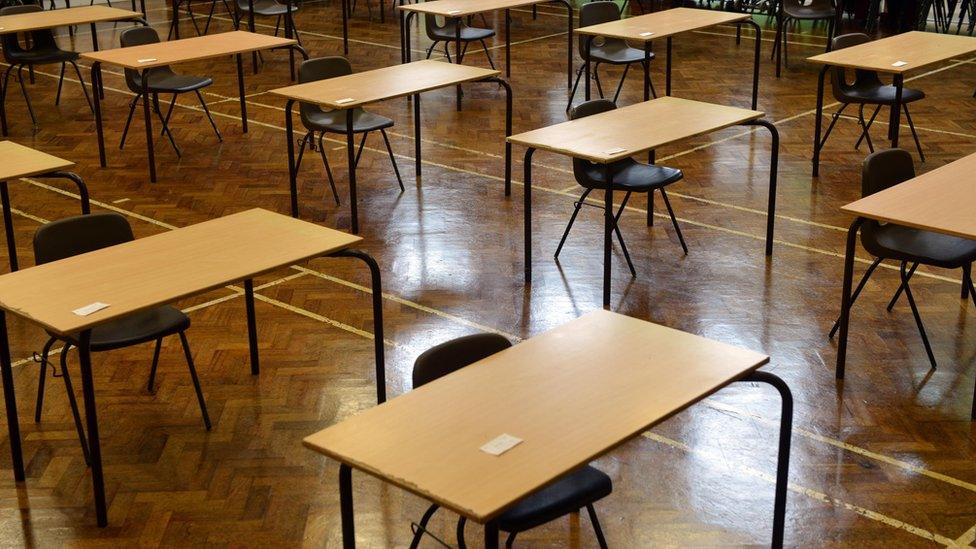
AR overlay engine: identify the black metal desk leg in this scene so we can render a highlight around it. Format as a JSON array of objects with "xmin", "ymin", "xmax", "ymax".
[
  {"xmin": 248, "ymin": 0, "xmax": 258, "ymax": 72},
  {"xmin": 888, "ymin": 74, "xmax": 903, "ymax": 146},
  {"xmin": 584, "ymin": 36, "xmax": 593, "ymax": 101},
  {"xmin": 665, "ymin": 36, "xmax": 672, "ymax": 97},
  {"xmin": 455, "ymin": 19, "xmax": 462, "ymax": 111},
  {"xmin": 237, "ymin": 54, "xmax": 248, "ymax": 133},
  {"xmin": 340, "ymin": 464, "xmax": 355, "ymax": 549},
  {"xmin": 835, "ymin": 218, "xmax": 863, "ymax": 379},
  {"xmin": 565, "ymin": 0, "xmax": 573, "ymax": 90},
  {"xmin": 76, "ymin": 330, "xmax": 108, "ymax": 526},
  {"xmin": 285, "ymin": 0, "xmax": 295, "ymax": 81},
  {"xmin": 244, "ymin": 279, "xmax": 260, "ymax": 375},
  {"xmin": 1, "ymin": 182, "xmax": 16, "ymax": 272},
  {"xmin": 603, "ymin": 165, "xmax": 613, "ymax": 309},
  {"xmin": 740, "ymin": 370, "xmax": 792, "ymax": 549},
  {"xmin": 0, "ymin": 311, "xmax": 24, "ymax": 481},
  {"xmin": 42, "ymin": 172, "xmax": 90, "ymax": 214},
  {"xmin": 811, "ymin": 66, "xmax": 828, "ymax": 177},
  {"xmin": 643, "ymin": 42, "xmax": 651, "ymax": 102},
  {"xmin": 485, "ymin": 522, "xmax": 499, "ymax": 548},
  {"xmin": 485, "ymin": 76, "xmax": 513, "ymax": 197},
  {"xmin": 330, "ymin": 249, "xmax": 386, "ymax": 404},
  {"xmin": 743, "ymin": 120, "xmax": 779, "ymax": 256},
  {"xmin": 93, "ymin": 63, "xmax": 107, "ymax": 168},
  {"xmin": 285, "ymin": 100, "xmax": 299, "ymax": 217},
  {"xmin": 141, "ymin": 70, "xmax": 157, "ymax": 183},
  {"xmin": 523, "ymin": 147, "xmax": 535, "ymax": 283},
  {"xmin": 172, "ymin": 0, "xmax": 180, "ymax": 39},
  {"xmin": 744, "ymin": 19, "xmax": 761, "ymax": 110},
  {"xmin": 90, "ymin": 23, "xmax": 99, "ymax": 51},
  {"xmin": 1, "ymin": 74, "xmax": 7, "ymax": 136},
  {"xmin": 414, "ymin": 93, "xmax": 421, "ymax": 186},
  {"xmin": 505, "ymin": 9, "xmax": 511, "ymax": 79},
  {"xmin": 342, "ymin": 0, "xmax": 349, "ymax": 55},
  {"xmin": 346, "ymin": 110, "xmax": 360, "ymax": 234}
]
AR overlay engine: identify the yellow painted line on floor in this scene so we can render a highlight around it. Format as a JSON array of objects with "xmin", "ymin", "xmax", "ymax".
[
  {"xmin": 642, "ymin": 431, "xmax": 957, "ymax": 545},
  {"xmin": 248, "ymin": 292, "xmax": 402, "ymax": 348},
  {"xmin": 953, "ymin": 523, "xmax": 976, "ymax": 547}
]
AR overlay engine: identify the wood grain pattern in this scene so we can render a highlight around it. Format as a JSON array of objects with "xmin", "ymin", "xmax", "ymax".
[
  {"xmin": 842, "ymin": 151, "xmax": 976, "ymax": 239},
  {"xmin": 0, "ymin": 5, "xmax": 141, "ymax": 34},
  {"xmin": 806, "ymin": 30, "xmax": 976, "ymax": 73},
  {"xmin": 269, "ymin": 59, "xmax": 499, "ymax": 109},
  {"xmin": 304, "ymin": 309, "xmax": 768, "ymax": 523},
  {"xmin": 0, "ymin": 141, "xmax": 74, "ymax": 180},
  {"xmin": 508, "ymin": 96, "xmax": 763, "ymax": 162},
  {"xmin": 575, "ymin": 7, "xmax": 750, "ymax": 41},
  {"xmin": 80, "ymin": 31, "xmax": 296, "ymax": 69},
  {"xmin": 397, "ymin": 0, "xmax": 553, "ymax": 18},
  {"xmin": 0, "ymin": 209, "xmax": 360, "ymax": 335}
]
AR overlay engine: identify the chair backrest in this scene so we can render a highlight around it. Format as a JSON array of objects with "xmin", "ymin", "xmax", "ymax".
[
  {"xmin": 829, "ymin": 33, "xmax": 883, "ymax": 100},
  {"xmin": 0, "ymin": 4, "xmax": 54, "ymax": 60},
  {"xmin": 298, "ymin": 57, "xmax": 352, "ymax": 125},
  {"xmin": 578, "ymin": 2, "xmax": 621, "ymax": 59},
  {"xmin": 33, "ymin": 212, "xmax": 134, "ymax": 265},
  {"xmin": 119, "ymin": 26, "xmax": 167, "ymax": 92},
  {"xmin": 859, "ymin": 148, "xmax": 915, "ymax": 251},
  {"xmin": 412, "ymin": 333, "xmax": 511, "ymax": 389},
  {"xmin": 568, "ymin": 99, "xmax": 625, "ymax": 186}
]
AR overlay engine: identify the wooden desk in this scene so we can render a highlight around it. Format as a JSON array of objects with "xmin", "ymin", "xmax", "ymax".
[
  {"xmin": 0, "ymin": 141, "xmax": 89, "ymax": 272},
  {"xmin": 0, "ymin": 208, "xmax": 386, "ymax": 526},
  {"xmin": 508, "ymin": 96, "xmax": 778, "ymax": 307},
  {"xmin": 834, "ymin": 152, "xmax": 976, "ymax": 383},
  {"xmin": 398, "ymin": 0, "xmax": 573, "ymax": 93},
  {"xmin": 81, "ymin": 31, "xmax": 307, "ymax": 183},
  {"xmin": 269, "ymin": 60, "xmax": 513, "ymax": 234},
  {"xmin": 806, "ymin": 31, "xmax": 976, "ymax": 176},
  {"xmin": 305, "ymin": 310, "xmax": 793, "ymax": 548},
  {"xmin": 575, "ymin": 8, "xmax": 760, "ymax": 110}
]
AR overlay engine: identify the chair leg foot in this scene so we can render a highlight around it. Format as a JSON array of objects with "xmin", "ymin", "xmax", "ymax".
[{"xmin": 179, "ymin": 331, "xmax": 212, "ymax": 431}]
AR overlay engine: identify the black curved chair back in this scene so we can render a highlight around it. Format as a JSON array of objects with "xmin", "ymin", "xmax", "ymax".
[
  {"xmin": 33, "ymin": 212, "xmax": 134, "ymax": 265},
  {"xmin": 0, "ymin": 5, "xmax": 57, "ymax": 62},
  {"xmin": 120, "ymin": 27, "xmax": 170, "ymax": 92},
  {"xmin": 412, "ymin": 333, "xmax": 511, "ymax": 389},
  {"xmin": 298, "ymin": 56, "xmax": 352, "ymax": 124},
  {"xmin": 577, "ymin": 2, "xmax": 620, "ymax": 59},
  {"xmin": 568, "ymin": 99, "xmax": 626, "ymax": 187},
  {"xmin": 860, "ymin": 148, "xmax": 915, "ymax": 251},
  {"xmin": 830, "ymin": 33, "xmax": 884, "ymax": 102}
]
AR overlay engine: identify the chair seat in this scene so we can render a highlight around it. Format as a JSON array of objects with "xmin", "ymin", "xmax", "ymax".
[
  {"xmin": 587, "ymin": 39, "xmax": 651, "ymax": 65},
  {"xmin": 302, "ymin": 106, "xmax": 394, "ymax": 134},
  {"xmin": 496, "ymin": 466, "xmax": 612, "ymax": 533},
  {"xmin": 429, "ymin": 21, "xmax": 495, "ymax": 42},
  {"xmin": 865, "ymin": 224, "xmax": 976, "ymax": 269},
  {"xmin": 63, "ymin": 306, "xmax": 190, "ymax": 351},
  {"xmin": 838, "ymin": 84, "xmax": 924, "ymax": 106},
  {"xmin": 239, "ymin": 0, "xmax": 298, "ymax": 14},
  {"xmin": 580, "ymin": 159, "xmax": 682, "ymax": 191},
  {"xmin": 783, "ymin": 3, "xmax": 834, "ymax": 19},
  {"xmin": 136, "ymin": 69, "xmax": 213, "ymax": 93},
  {"xmin": 7, "ymin": 47, "xmax": 78, "ymax": 65}
]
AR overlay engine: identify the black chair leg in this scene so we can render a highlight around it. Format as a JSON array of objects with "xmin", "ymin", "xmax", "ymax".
[
  {"xmin": 903, "ymin": 104, "xmax": 925, "ymax": 162},
  {"xmin": 611, "ymin": 63, "xmax": 630, "ymax": 104},
  {"xmin": 59, "ymin": 346, "xmax": 92, "ymax": 466},
  {"xmin": 659, "ymin": 188, "xmax": 688, "ymax": 255},
  {"xmin": 609, "ymin": 193, "xmax": 637, "ymax": 277},
  {"xmin": 585, "ymin": 503, "xmax": 609, "ymax": 549},
  {"xmin": 16, "ymin": 65, "xmax": 37, "ymax": 127},
  {"xmin": 408, "ymin": 504, "xmax": 440, "ymax": 549},
  {"xmin": 380, "ymin": 129, "xmax": 405, "ymax": 192},
  {"xmin": 504, "ymin": 531, "xmax": 517, "ymax": 547},
  {"xmin": 425, "ymin": 41, "xmax": 439, "ymax": 59},
  {"xmin": 964, "ymin": 263, "xmax": 972, "ymax": 300},
  {"xmin": 479, "ymin": 39, "xmax": 496, "ymax": 70},
  {"xmin": 855, "ymin": 103, "xmax": 876, "ymax": 153},
  {"xmin": 967, "ymin": 267, "xmax": 976, "ymax": 310},
  {"xmin": 593, "ymin": 63, "xmax": 605, "ymax": 99},
  {"xmin": 147, "ymin": 337, "xmax": 162, "ymax": 393},
  {"xmin": 34, "ymin": 337, "xmax": 57, "ymax": 422},
  {"xmin": 317, "ymin": 132, "xmax": 341, "ymax": 205},
  {"xmin": 567, "ymin": 65, "xmax": 584, "ymax": 112},
  {"xmin": 295, "ymin": 131, "xmax": 310, "ymax": 173},
  {"xmin": 554, "ymin": 188, "xmax": 592, "ymax": 259},
  {"xmin": 68, "ymin": 61, "xmax": 93, "ymax": 113},
  {"xmin": 900, "ymin": 261, "xmax": 937, "ymax": 370},
  {"xmin": 195, "ymin": 89, "xmax": 222, "ymax": 141},
  {"xmin": 456, "ymin": 517, "xmax": 467, "ymax": 549},
  {"xmin": 353, "ymin": 131, "xmax": 368, "ymax": 168},
  {"xmin": 886, "ymin": 261, "xmax": 918, "ymax": 312},
  {"xmin": 55, "ymin": 63, "xmax": 66, "ymax": 106},
  {"xmin": 179, "ymin": 331, "xmax": 212, "ymax": 431},
  {"xmin": 818, "ymin": 103, "xmax": 849, "ymax": 151},
  {"xmin": 119, "ymin": 95, "xmax": 140, "ymax": 150},
  {"xmin": 158, "ymin": 94, "xmax": 183, "ymax": 157},
  {"xmin": 829, "ymin": 257, "xmax": 883, "ymax": 338}
]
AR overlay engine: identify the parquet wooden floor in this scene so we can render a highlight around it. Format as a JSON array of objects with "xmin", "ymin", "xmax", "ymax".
[{"xmin": 1, "ymin": 0, "xmax": 976, "ymax": 546}]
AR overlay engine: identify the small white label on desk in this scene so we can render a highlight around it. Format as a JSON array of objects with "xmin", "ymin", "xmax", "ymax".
[
  {"xmin": 605, "ymin": 147, "xmax": 627, "ymax": 155},
  {"xmin": 335, "ymin": 97, "xmax": 355, "ymax": 105},
  {"xmin": 639, "ymin": 31, "xmax": 654, "ymax": 37},
  {"xmin": 892, "ymin": 60, "xmax": 908, "ymax": 67},
  {"xmin": 72, "ymin": 302, "xmax": 110, "ymax": 316},
  {"xmin": 137, "ymin": 58, "xmax": 158, "ymax": 63},
  {"xmin": 480, "ymin": 433, "xmax": 522, "ymax": 456},
  {"xmin": 447, "ymin": 9, "xmax": 461, "ymax": 13}
]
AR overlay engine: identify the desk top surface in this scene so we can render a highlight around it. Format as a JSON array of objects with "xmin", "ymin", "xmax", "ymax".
[
  {"xmin": 0, "ymin": 141, "xmax": 74, "ymax": 181},
  {"xmin": 807, "ymin": 31, "xmax": 976, "ymax": 73},
  {"xmin": 0, "ymin": 5, "xmax": 141, "ymax": 34},
  {"xmin": 398, "ymin": 0, "xmax": 555, "ymax": 16},
  {"xmin": 81, "ymin": 31, "xmax": 296, "ymax": 69},
  {"xmin": 575, "ymin": 7, "xmax": 750, "ymax": 41},
  {"xmin": 304, "ymin": 310, "xmax": 769, "ymax": 522}
]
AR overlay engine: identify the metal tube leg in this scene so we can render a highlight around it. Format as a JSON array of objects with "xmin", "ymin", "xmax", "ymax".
[
  {"xmin": 901, "ymin": 261, "xmax": 937, "ymax": 370},
  {"xmin": 340, "ymin": 464, "xmax": 355, "ymax": 549},
  {"xmin": 746, "ymin": 20, "xmax": 761, "ymax": 110},
  {"xmin": 147, "ymin": 337, "xmax": 162, "ymax": 393},
  {"xmin": 34, "ymin": 337, "xmax": 56, "ymax": 422},
  {"xmin": 330, "ymin": 249, "xmax": 386, "ymax": 404},
  {"xmin": 414, "ymin": 93, "xmax": 421, "ymax": 186},
  {"xmin": 76, "ymin": 331, "xmax": 107, "ymax": 526},
  {"xmin": 1, "ymin": 181, "xmax": 17, "ymax": 272},
  {"xmin": 505, "ymin": 9, "xmax": 511, "ymax": 78},
  {"xmin": 484, "ymin": 76, "xmax": 513, "ymax": 197},
  {"xmin": 603, "ymin": 166, "xmax": 613, "ymax": 308},
  {"xmin": 346, "ymin": 110, "xmax": 359, "ymax": 234},
  {"xmin": 59, "ymin": 347, "xmax": 92, "ymax": 466},
  {"xmin": 93, "ymin": 63, "xmax": 107, "ymax": 168},
  {"xmin": 237, "ymin": 54, "xmax": 248, "ymax": 133},
  {"xmin": 745, "ymin": 119, "xmax": 779, "ymax": 256},
  {"xmin": 455, "ymin": 20, "xmax": 462, "ymax": 111},
  {"xmin": 812, "ymin": 66, "xmax": 828, "ymax": 177},
  {"xmin": 565, "ymin": 0, "xmax": 573, "ymax": 89},
  {"xmin": 740, "ymin": 370, "xmax": 792, "ymax": 549},
  {"xmin": 665, "ymin": 36, "xmax": 672, "ymax": 96},
  {"xmin": 835, "ymin": 218, "xmax": 864, "ymax": 379},
  {"xmin": 829, "ymin": 257, "xmax": 882, "ymax": 338},
  {"xmin": 244, "ymin": 279, "xmax": 259, "ymax": 375},
  {"xmin": 0, "ymin": 311, "xmax": 24, "ymax": 481},
  {"xmin": 485, "ymin": 522, "xmax": 499, "ymax": 548},
  {"xmin": 523, "ymin": 148, "xmax": 535, "ymax": 283},
  {"xmin": 342, "ymin": 0, "xmax": 349, "ymax": 54},
  {"xmin": 888, "ymin": 74, "xmax": 903, "ymax": 146},
  {"xmin": 141, "ymin": 70, "xmax": 157, "ymax": 183},
  {"xmin": 886, "ymin": 261, "xmax": 917, "ymax": 312},
  {"xmin": 584, "ymin": 36, "xmax": 593, "ymax": 101},
  {"xmin": 285, "ymin": 100, "xmax": 299, "ymax": 217},
  {"xmin": 178, "ymin": 331, "xmax": 211, "ymax": 430}
]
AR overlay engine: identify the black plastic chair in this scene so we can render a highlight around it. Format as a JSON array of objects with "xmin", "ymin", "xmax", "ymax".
[
  {"xmin": 232, "ymin": 0, "xmax": 302, "ymax": 45},
  {"xmin": 408, "ymin": 333, "xmax": 612, "ymax": 549},
  {"xmin": 818, "ymin": 33, "xmax": 926, "ymax": 161},
  {"xmin": 567, "ymin": 1, "xmax": 655, "ymax": 111},
  {"xmin": 0, "ymin": 4, "xmax": 92, "ymax": 128},
  {"xmin": 829, "ymin": 149, "xmax": 976, "ymax": 390},
  {"xmin": 118, "ymin": 27, "xmax": 221, "ymax": 158},
  {"xmin": 32, "ymin": 213, "xmax": 212, "ymax": 465},
  {"xmin": 423, "ymin": 12, "xmax": 495, "ymax": 69},
  {"xmin": 295, "ymin": 57, "xmax": 404, "ymax": 205},
  {"xmin": 771, "ymin": 0, "xmax": 836, "ymax": 69},
  {"xmin": 556, "ymin": 99, "xmax": 687, "ymax": 277}
]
